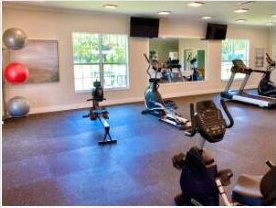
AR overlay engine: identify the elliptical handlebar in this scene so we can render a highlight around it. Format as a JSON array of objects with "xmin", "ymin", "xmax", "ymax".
[
  {"xmin": 220, "ymin": 99, "xmax": 234, "ymax": 128},
  {"xmin": 143, "ymin": 53, "xmax": 150, "ymax": 64},
  {"xmin": 266, "ymin": 53, "xmax": 275, "ymax": 67},
  {"xmin": 143, "ymin": 53, "xmax": 151, "ymax": 78}
]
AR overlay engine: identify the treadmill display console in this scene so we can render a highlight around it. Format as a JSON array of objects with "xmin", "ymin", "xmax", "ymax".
[{"xmin": 232, "ymin": 59, "xmax": 248, "ymax": 73}]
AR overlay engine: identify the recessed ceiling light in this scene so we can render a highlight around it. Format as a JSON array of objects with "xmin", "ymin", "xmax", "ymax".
[
  {"xmin": 234, "ymin": 8, "xmax": 249, "ymax": 13},
  {"xmin": 266, "ymin": 22, "xmax": 275, "ymax": 26},
  {"xmin": 235, "ymin": 19, "xmax": 247, "ymax": 23},
  {"xmin": 158, "ymin": 11, "xmax": 171, "ymax": 15},
  {"xmin": 240, "ymin": 1, "xmax": 255, "ymax": 6},
  {"xmin": 187, "ymin": 2, "xmax": 205, "ymax": 7},
  {"xmin": 103, "ymin": 4, "xmax": 118, "ymax": 9},
  {"xmin": 201, "ymin": 16, "xmax": 212, "ymax": 20},
  {"xmin": 271, "ymin": 14, "xmax": 276, "ymax": 18}
]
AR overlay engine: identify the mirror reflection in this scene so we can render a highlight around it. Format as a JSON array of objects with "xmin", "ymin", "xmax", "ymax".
[{"xmin": 149, "ymin": 38, "xmax": 207, "ymax": 83}]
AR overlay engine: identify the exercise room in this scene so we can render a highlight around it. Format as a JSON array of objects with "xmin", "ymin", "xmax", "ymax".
[{"xmin": 2, "ymin": 1, "xmax": 276, "ymax": 206}]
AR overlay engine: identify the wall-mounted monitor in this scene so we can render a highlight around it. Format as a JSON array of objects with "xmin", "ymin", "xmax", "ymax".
[
  {"xmin": 205, "ymin": 23, "xmax": 228, "ymax": 40},
  {"xmin": 130, "ymin": 17, "xmax": 159, "ymax": 38}
]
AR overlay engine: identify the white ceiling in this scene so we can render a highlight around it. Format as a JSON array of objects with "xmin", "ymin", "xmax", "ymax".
[{"xmin": 3, "ymin": 1, "xmax": 276, "ymax": 27}]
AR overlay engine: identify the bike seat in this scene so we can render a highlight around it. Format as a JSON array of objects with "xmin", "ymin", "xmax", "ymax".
[{"xmin": 232, "ymin": 174, "xmax": 264, "ymax": 205}]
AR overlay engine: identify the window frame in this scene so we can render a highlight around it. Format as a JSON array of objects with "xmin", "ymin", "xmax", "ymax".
[
  {"xmin": 72, "ymin": 32, "xmax": 129, "ymax": 92},
  {"xmin": 221, "ymin": 39, "xmax": 250, "ymax": 81}
]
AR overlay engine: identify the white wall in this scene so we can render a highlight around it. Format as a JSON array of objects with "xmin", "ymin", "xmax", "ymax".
[
  {"xmin": 178, "ymin": 38, "xmax": 208, "ymax": 74},
  {"xmin": 2, "ymin": 5, "xmax": 272, "ymax": 114},
  {"xmin": 269, "ymin": 27, "xmax": 276, "ymax": 82},
  {"xmin": 149, "ymin": 39, "xmax": 178, "ymax": 62},
  {"xmin": 2, "ymin": 6, "xmax": 148, "ymax": 114}
]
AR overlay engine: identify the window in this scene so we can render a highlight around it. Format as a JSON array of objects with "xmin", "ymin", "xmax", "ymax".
[
  {"xmin": 221, "ymin": 39, "xmax": 249, "ymax": 80},
  {"xmin": 72, "ymin": 33, "xmax": 128, "ymax": 91}
]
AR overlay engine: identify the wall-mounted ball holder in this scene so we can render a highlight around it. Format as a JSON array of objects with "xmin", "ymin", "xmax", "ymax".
[{"xmin": 2, "ymin": 28, "xmax": 30, "ymax": 121}]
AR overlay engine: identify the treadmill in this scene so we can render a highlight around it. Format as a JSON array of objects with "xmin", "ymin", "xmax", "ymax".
[{"xmin": 221, "ymin": 59, "xmax": 276, "ymax": 108}]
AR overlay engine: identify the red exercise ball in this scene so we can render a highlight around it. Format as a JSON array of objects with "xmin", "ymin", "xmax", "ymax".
[{"xmin": 4, "ymin": 63, "xmax": 29, "ymax": 84}]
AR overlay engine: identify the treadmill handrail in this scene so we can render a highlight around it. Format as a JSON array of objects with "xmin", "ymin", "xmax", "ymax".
[{"xmin": 251, "ymin": 69, "xmax": 267, "ymax": 74}]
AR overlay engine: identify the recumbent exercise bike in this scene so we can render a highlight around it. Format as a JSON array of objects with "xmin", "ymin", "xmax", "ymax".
[{"xmin": 172, "ymin": 99, "xmax": 276, "ymax": 205}]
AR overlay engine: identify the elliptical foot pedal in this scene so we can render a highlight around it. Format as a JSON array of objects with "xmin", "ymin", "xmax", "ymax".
[
  {"xmin": 179, "ymin": 121, "xmax": 192, "ymax": 131},
  {"xmin": 141, "ymin": 110, "xmax": 149, "ymax": 115},
  {"xmin": 180, "ymin": 125, "xmax": 192, "ymax": 131},
  {"xmin": 98, "ymin": 139, "xmax": 117, "ymax": 145}
]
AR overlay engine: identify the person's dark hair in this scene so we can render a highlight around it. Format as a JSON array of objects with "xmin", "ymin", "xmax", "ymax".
[{"xmin": 190, "ymin": 58, "xmax": 197, "ymax": 65}]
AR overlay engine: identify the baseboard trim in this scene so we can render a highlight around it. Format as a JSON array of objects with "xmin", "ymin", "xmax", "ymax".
[
  {"xmin": 29, "ymin": 85, "xmax": 258, "ymax": 115},
  {"xmin": 29, "ymin": 96, "xmax": 144, "ymax": 114}
]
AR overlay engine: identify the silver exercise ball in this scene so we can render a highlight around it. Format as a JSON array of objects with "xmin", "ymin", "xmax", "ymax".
[
  {"xmin": 7, "ymin": 96, "xmax": 30, "ymax": 118},
  {"xmin": 3, "ymin": 28, "xmax": 28, "ymax": 50}
]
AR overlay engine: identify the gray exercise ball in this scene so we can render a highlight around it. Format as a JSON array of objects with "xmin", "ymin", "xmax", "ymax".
[
  {"xmin": 7, "ymin": 96, "xmax": 30, "ymax": 118},
  {"xmin": 3, "ymin": 28, "xmax": 28, "ymax": 50}
]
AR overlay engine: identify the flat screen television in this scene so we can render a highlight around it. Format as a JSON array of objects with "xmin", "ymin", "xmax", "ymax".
[
  {"xmin": 130, "ymin": 17, "xmax": 159, "ymax": 38},
  {"xmin": 205, "ymin": 23, "xmax": 227, "ymax": 40}
]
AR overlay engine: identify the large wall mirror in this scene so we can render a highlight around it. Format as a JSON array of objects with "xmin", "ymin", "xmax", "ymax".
[{"xmin": 149, "ymin": 38, "xmax": 207, "ymax": 83}]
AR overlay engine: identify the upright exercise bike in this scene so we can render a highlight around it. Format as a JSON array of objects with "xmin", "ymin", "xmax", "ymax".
[
  {"xmin": 142, "ymin": 54, "xmax": 191, "ymax": 130},
  {"xmin": 258, "ymin": 53, "xmax": 276, "ymax": 98},
  {"xmin": 83, "ymin": 80, "xmax": 117, "ymax": 145},
  {"xmin": 172, "ymin": 99, "xmax": 276, "ymax": 205}
]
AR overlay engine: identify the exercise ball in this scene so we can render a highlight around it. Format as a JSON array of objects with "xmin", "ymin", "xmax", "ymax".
[
  {"xmin": 4, "ymin": 63, "xmax": 29, "ymax": 84},
  {"xmin": 3, "ymin": 28, "xmax": 28, "ymax": 50},
  {"xmin": 7, "ymin": 96, "xmax": 30, "ymax": 117}
]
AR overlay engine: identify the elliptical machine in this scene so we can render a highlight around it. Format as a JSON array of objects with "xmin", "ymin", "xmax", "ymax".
[
  {"xmin": 142, "ymin": 54, "xmax": 191, "ymax": 130},
  {"xmin": 258, "ymin": 53, "xmax": 276, "ymax": 98},
  {"xmin": 172, "ymin": 99, "xmax": 276, "ymax": 205},
  {"xmin": 83, "ymin": 80, "xmax": 117, "ymax": 145}
]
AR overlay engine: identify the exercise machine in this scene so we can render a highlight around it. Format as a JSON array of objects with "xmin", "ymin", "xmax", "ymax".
[
  {"xmin": 221, "ymin": 59, "xmax": 276, "ymax": 108},
  {"xmin": 183, "ymin": 58, "xmax": 203, "ymax": 81},
  {"xmin": 149, "ymin": 59, "xmax": 163, "ymax": 79},
  {"xmin": 142, "ymin": 53, "xmax": 191, "ymax": 130},
  {"xmin": 172, "ymin": 99, "xmax": 276, "ymax": 205},
  {"xmin": 166, "ymin": 58, "xmax": 184, "ymax": 82},
  {"xmin": 258, "ymin": 53, "xmax": 276, "ymax": 98},
  {"xmin": 83, "ymin": 80, "xmax": 117, "ymax": 145},
  {"xmin": 149, "ymin": 58, "xmax": 184, "ymax": 82}
]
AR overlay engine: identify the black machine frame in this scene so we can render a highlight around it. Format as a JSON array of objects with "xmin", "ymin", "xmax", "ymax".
[
  {"xmin": 83, "ymin": 81, "xmax": 117, "ymax": 145},
  {"xmin": 221, "ymin": 57, "xmax": 276, "ymax": 108}
]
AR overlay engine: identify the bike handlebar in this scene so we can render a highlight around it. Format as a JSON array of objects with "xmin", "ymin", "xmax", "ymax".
[
  {"xmin": 266, "ymin": 160, "xmax": 275, "ymax": 168},
  {"xmin": 220, "ymin": 99, "xmax": 234, "ymax": 128},
  {"xmin": 185, "ymin": 103, "xmax": 196, "ymax": 137},
  {"xmin": 185, "ymin": 100, "xmax": 234, "ymax": 137},
  {"xmin": 143, "ymin": 53, "xmax": 150, "ymax": 64}
]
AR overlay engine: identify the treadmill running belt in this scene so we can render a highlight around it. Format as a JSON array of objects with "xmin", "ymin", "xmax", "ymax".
[{"xmin": 240, "ymin": 92, "xmax": 276, "ymax": 102}]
